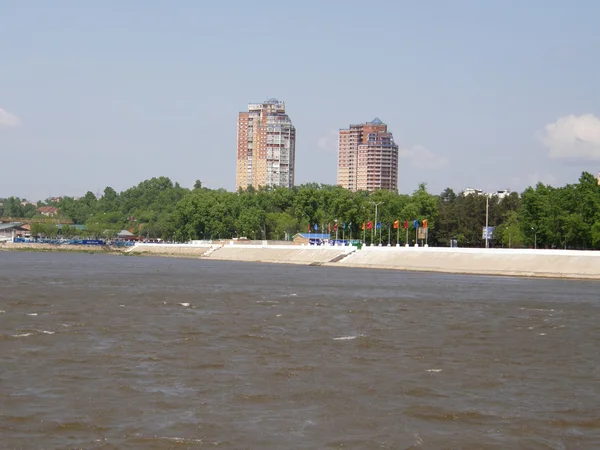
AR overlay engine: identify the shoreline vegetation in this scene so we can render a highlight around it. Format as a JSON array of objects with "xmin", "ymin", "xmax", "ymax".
[
  {"xmin": 2, "ymin": 171, "xmax": 600, "ymax": 250},
  {"xmin": 3, "ymin": 241, "xmax": 600, "ymax": 281}
]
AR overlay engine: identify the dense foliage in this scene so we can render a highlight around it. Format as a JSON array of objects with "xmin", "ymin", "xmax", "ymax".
[{"xmin": 2, "ymin": 172, "xmax": 600, "ymax": 248}]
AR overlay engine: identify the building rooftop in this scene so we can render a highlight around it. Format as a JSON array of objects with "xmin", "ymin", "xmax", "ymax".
[
  {"xmin": 296, "ymin": 233, "xmax": 332, "ymax": 239},
  {"xmin": 370, "ymin": 117, "xmax": 383, "ymax": 125},
  {"xmin": 0, "ymin": 222, "xmax": 23, "ymax": 231}
]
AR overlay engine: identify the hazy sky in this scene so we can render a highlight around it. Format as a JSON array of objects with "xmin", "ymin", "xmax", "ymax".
[{"xmin": 1, "ymin": 0, "xmax": 600, "ymax": 201}]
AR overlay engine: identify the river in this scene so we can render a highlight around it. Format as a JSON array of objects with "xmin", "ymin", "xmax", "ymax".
[{"xmin": 1, "ymin": 252, "xmax": 599, "ymax": 448}]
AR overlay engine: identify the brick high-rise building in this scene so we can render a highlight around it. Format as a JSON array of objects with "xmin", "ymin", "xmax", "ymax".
[
  {"xmin": 337, "ymin": 118, "xmax": 399, "ymax": 192},
  {"xmin": 236, "ymin": 99, "xmax": 296, "ymax": 190}
]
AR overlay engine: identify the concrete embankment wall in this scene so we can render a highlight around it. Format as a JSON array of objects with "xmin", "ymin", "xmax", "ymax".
[
  {"xmin": 209, "ymin": 244, "xmax": 353, "ymax": 265},
  {"xmin": 129, "ymin": 243, "xmax": 216, "ymax": 257},
  {"xmin": 129, "ymin": 243, "xmax": 353, "ymax": 265},
  {"xmin": 331, "ymin": 246, "xmax": 600, "ymax": 279},
  {"xmin": 119, "ymin": 242, "xmax": 600, "ymax": 279}
]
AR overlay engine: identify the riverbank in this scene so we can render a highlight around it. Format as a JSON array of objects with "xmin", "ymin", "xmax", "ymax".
[
  {"xmin": 0, "ymin": 242, "xmax": 124, "ymax": 255},
  {"xmin": 3, "ymin": 241, "xmax": 600, "ymax": 280},
  {"xmin": 130, "ymin": 243, "xmax": 600, "ymax": 280},
  {"xmin": 331, "ymin": 246, "xmax": 600, "ymax": 280}
]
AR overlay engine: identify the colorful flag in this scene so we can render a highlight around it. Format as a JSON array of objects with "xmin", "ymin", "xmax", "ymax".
[
  {"xmin": 376, "ymin": 222, "xmax": 382, "ymax": 229},
  {"xmin": 367, "ymin": 221, "xmax": 373, "ymax": 230},
  {"xmin": 342, "ymin": 223, "xmax": 346, "ymax": 229},
  {"xmin": 348, "ymin": 222, "xmax": 352, "ymax": 228},
  {"xmin": 333, "ymin": 223, "xmax": 338, "ymax": 231},
  {"xmin": 328, "ymin": 223, "xmax": 331, "ymax": 233},
  {"xmin": 361, "ymin": 222, "xmax": 365, "ymax": 230},
  {"xmin": 393, "ymin": 220, "xmax": 399, "ymax": 229},
  {"xmin": 413, "ymin": 219, "xmax": 419, "ymax": 229},
  {"xmin": 308, "ymin": 223, "xmax": 311, "ymax": 232},
  {"xmin": 314, "ymin": 223, "xmax": 318, "ymax": 231},
  {"xmin": 422, "ymin": 219, "xmax": 428, "ymax": 228},
  {"xmin": 403, "ymin": 220, "xmax": 408, "ymax": 229}
]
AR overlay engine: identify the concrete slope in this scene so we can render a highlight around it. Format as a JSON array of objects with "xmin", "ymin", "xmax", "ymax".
[
  {"xmin": 208, "ymin": 245, "xmax": 353, "ymax": 265},
  {"xmin": 129, "ymin": 243, "xmax": 216, "ymax": 257},
  {"xmin": 330, "ymin": 247, "xmax": 600, "ymax": 279}
]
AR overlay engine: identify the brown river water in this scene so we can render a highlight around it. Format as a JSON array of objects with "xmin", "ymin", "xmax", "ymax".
[{"xmin": 1, "ymin": 251, "xmax": 599, "ymax": 449}]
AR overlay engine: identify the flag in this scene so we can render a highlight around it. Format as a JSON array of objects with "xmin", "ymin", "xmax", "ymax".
[
  {"xmin": 361, "ymin": 222, "xmax": 365, "ymax": 230},
  {"xmin": 348, "ymin": 222, "xmax": 352, "ymax": 228},
  {"xmin": 308, "ymin": 223, "xmax": 311, "ymax": 232},
  {"xmin": 422, "ymin": 219, "xmax": 428, "ymax": 228},
  {"xmin": 403, "ymin": 220, "xmax": 408, "ymax": 229},
  {"xmin": 342, "ymin": 223, "xmax": 346, "ymax": 229},
  {"xmin": 334, "ymin": 223, "xmax": 338, "ymax": 231},
  {"xmin": 314, "ymin": 223, "xmax": 318, "ymax": 231},
  {"xmin": 367, "ymin": 221, "xmax": 373, "ymax": 229},
  {"xmin": 393, "ymin": 220, "xmax": 399, "ymax": 229},
  {"xmin": 328, "ymin": 223, "xmax": 331, "ymax": 233},
  {"xmin": 376, "ymin": 222, "xmax": 382, "ymax": 229},
  {"xmin": 413, "ymin": 219, "xmax": 419, "ymax": 229}
]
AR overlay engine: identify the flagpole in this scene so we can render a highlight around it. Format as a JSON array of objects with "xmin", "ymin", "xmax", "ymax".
[
  {"xmin": 396, "ymin": 223, "xmax": 399, "ymax": 246},
  {"xmin": 405, "ymin": 224, "xmax": 408, "ymax": 247},
  {"xmin": 485, "ymin": 196, "xmax": 489, "ymax": 249},
  {"xmin": 388, "ymin": 225, "xmax": 390, "ymax": 247},
  {"xmin": 369, "ymin": 201, "xmax": 384, "ymax": 246}
]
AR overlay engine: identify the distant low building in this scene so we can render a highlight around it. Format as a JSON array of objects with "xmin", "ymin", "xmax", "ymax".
[
  {"xmin": 292, "ymin": 233, "xmax": 331, "ymax": 245},
  {"xmin": 117, "ymin": 230, "xmax": 137, "ymax": 241},
  {"xmin": 462, "ymin": 188, "xmax": 484, "ymax": 196},
  {"xmin": 0, "ymin": 222, "xmax": 30, "ymax": 240},
  {"xmin": 463, "ymin": 188, "xmax": 515, "ymax": 199},
  {"xmin": 37, "ymin": 206, "xmax": 58, "ymax": 217},
  {"xmin": 488, "ymin": 189, "xmax": 512, "ymax": 199}
]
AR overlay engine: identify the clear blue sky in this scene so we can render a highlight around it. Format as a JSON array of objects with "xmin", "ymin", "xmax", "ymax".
[{"xmin": 1, "ymin": 0, "xmax": 599, "ymax": 200}]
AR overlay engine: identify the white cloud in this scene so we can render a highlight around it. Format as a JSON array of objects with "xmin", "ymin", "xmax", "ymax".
[
  {"xmin": 399, "ymin": 145, "xmax": 448, "ymax": 169},
  {"xmin": 538, "ymin": 114, "xmax": 600, "ymax": 160},
  {"xmin": 0, "ymin": 107, "xmax": 21, "ymax": 128}
]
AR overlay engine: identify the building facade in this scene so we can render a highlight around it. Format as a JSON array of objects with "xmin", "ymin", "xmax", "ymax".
[
  {"xmin": 236, "ymin": 99, "xmax": 296, "ymax": 190},
  {"xmin": 337, "ymin": 118, "xmax": 398, "ymax": 192}
]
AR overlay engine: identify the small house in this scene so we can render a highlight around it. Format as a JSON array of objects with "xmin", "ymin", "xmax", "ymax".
[{"xmin": 292, "ymin": 233, "xmax": 331, "ymax": 246}]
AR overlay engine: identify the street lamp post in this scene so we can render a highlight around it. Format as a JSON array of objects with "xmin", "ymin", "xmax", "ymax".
[
  {"xmin": 369, "ymin": 201, "xmax": 384, "ymax": 246},
  {"xmin": 485, "ymin": 195, "xmax": 489, "ymax": 249},
  {"xmin": 532, "ymin": 227, "xmax": 537, "ymax": 249}
]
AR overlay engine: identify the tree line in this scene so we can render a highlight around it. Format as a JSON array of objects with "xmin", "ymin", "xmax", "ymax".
[{"xmin": 2, "ymin": 172, "xmax": 599, "ymax": 248}]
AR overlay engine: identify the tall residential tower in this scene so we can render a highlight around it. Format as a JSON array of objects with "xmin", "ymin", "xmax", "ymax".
[
  {"xmin": 337, "ymin": 118, "xmax": 399, "ymax": 192},
  {"xmin": 236, "ymin": 99, "xmax": 296, "ymax": 190}
]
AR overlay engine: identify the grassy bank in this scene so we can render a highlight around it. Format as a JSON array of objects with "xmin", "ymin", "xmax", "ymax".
[{"xmin": 0, "ymin": 242, "xmax": 126, "ymax": 255}]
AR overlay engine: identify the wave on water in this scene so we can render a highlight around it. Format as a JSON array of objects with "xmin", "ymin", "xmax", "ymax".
[
  {"xmin": 333, "ymin": 334, "xmax": 366, "ymax": 341},
  {"xmin": 9, "ymin": 329, "xmax": 55, "ymax": 338}
]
